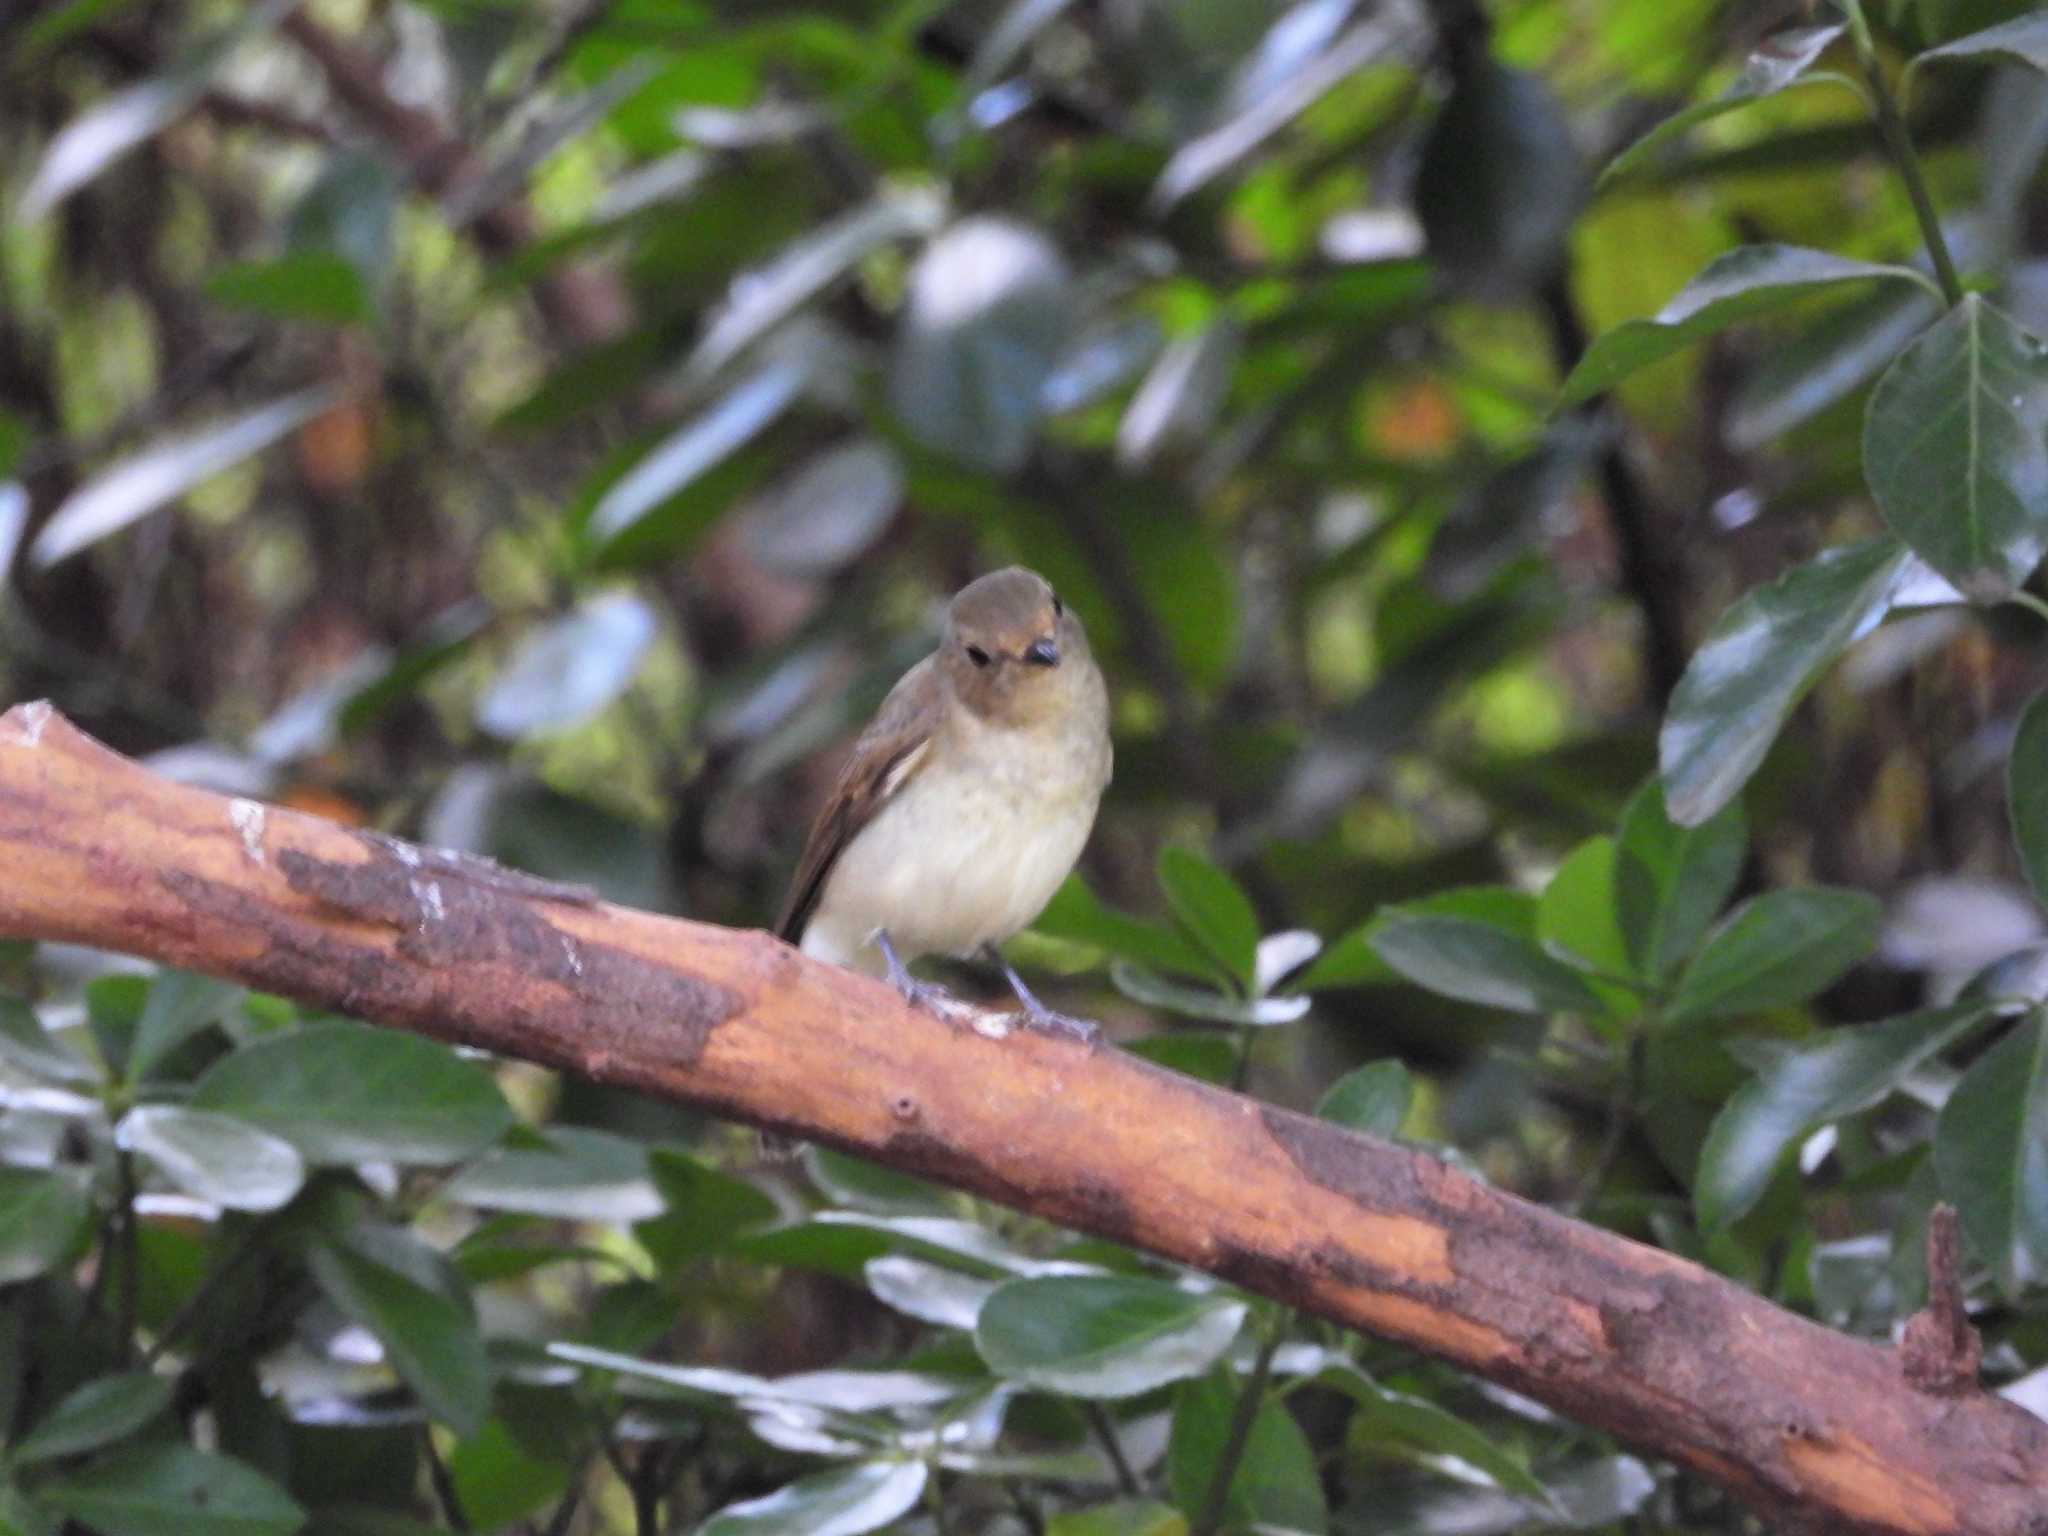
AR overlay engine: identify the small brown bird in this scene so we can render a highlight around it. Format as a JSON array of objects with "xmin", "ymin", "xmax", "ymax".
[{"xmin": 776, "ymin": 566, "xmax": 1112, "ymax": 1035}]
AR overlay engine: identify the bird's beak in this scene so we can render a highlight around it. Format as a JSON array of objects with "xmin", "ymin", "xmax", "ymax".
[{"xmin": 1025, "ymin": 637, "xmax": 1060, "ymax": 667}]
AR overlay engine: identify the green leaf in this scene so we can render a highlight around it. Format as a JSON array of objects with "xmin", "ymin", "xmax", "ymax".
[
  {"xmin": 698, "ymin": 1461, "xmax": 926, "ymax": 1536},
  {"xmin": 1599, "ymin": 26, "xmax": 1850, "ymax": 185},
  {"xmin": 1911, "ymin": 13, "xmax": 2048, "ymax": 76},
  {"xmin": 1934, "ymin": 1012, "xmax": 2048, "ymax": 1295},
  {"xmin": 308, "ymin": 1228, "xmax": 491, "ymax": 1437},
  {"xmin": 1298, "ymin": 887, "xmax": 1540, "ymax": 992},
  {"xmin": 634, "ymin": 1148, "xmax": 778, "ymax": 1269},
  {"xmin": 1558, "ymin": 246, "xmax": 1935, "ymax": 407},
  {"xmin": 2012, "ymin": 690, "xmax": 2048, "ymax": 909},
  {"xmin": 13, "ymin": 1372, "xmax": 172, "ymax": 1465},
  {"xmin": 443, "ymin": 1127, "xmax": 662, "ymax": 1224},
  {"xmin": 1109, "ymin": 962, "xmax": 1311, "ymax": 1026},
  {"xmin": 39, "ymin": 1444, "xmax": 303, "ymax": 1536},
  {"xmin": 1665, "ymin": 888, "xmax": 1881, "ymax": 1025},
  {"xmin": 190, "ymin": 1021, "xmax": 512, "ymax": 1167},
  {"xmin": 1315, "ymin": 1061, "xmax": 1412, "ymax": 1139},
  {"xmin": 1660, "ymin": 538, "xmax": 1913, "ymax": 826},
  {"xmin": 1032, "ymin": 877, "xmax": 1216, "ymax": 980},
  {"xmin": 1359, "ymin": 1389, "xmax": 1554, "ymax": 1505},
  {"xmin": 864, "ymin": 1255, "xmax": 998, "ymax": 1330},
  {"xmin": 975, "ymin": 1276, "xmax": 1246, "ymax": 1399},
  {"xmin": 1696, "ymin": 1002, "xmax": 1996, "ymax": 1230},
  {"xmin": 1536, "ymin": 836, "xmax": 1634, "ymax": 1007},
  {"xmin": 446, "ymin": 1418, "xmax": 570, "ymax": 1532},
  {"xmin": 1046, "ymin": 1501, "xmax": 1186, "ymax": 1536},
  {"xmin": 116, "ymin": 1105, "xmax": 304, "ymax": 1212},
  {"xmin": 0, "ymin": 1166, "xmax": 90, "ymax": 1283},
  {"xmin": 1370, "ymin": 911, "xmax": 1604, "ymax": 1015},
  {"xmin": 1165, "ymin": 1369, "xmax": 1327, "ymax": 1535},
  {"xmin": 128, "ymin": 970, "xmax": 241, "ymax": 1081},
  {"xmin": 0, "ymin": 994, "xmax": 97, "ymax": 1085},
  {"xmin": 1864, "ymin": 294, "xmax": 2048, "ymax": 601},
  {"xmin": 205, "ymin": 252, "xmax": 369, "ymax": 325},
  {"xmin": 1616, "ymin": 781, "xmax": 1746, "ymax": 980},
  {"xmin": 1156, "ymin": 847, "xmax": 1260, "ymax": 989}
]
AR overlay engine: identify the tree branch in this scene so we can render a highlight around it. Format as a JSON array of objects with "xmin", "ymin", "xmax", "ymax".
[{"xmin": 0, "ymin": 702, "xmax": 2042, "ymax": 1536}]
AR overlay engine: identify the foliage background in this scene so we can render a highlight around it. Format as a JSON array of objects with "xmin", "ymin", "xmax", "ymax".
[{"xmin": 4, "ymin": 0, "xmax": 2048, "ymax": 1532}]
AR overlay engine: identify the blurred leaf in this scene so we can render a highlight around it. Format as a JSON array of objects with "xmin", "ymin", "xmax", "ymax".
[
  {"xmin": 1864, "ymin": 294, "xmax": 2048, "ymax": 601},
  {"xmin": 635, "ymin": 1148, "xmax": 778, "ymax": 1267},
  {"xmin": 13, "ymin": 1372, "xmax": 171, "ymax": 1465},
  {"xmin": 685, "ymin": 188, "xmax": 945, "ymax": 385},
  {"xmin": 1615, "ymin": 781, "xmax": 1745, "ymax": 981},
  {"xmin": 1360, "ymin": 1389, "xmax": 1553, "ymax": 1505},
  {"xmin": 738, "ymin": 439, "xmax": 903, "ymax": 578},
  {"xmin": 129, "ymin": 969, "xmax": 240, "ymax": 1081},
  {"xmin": 1301, "ymin": 888, "xmax": 1542, "ymax": 992},
  {"xmin": 190, "ymin": 1021, "xmax": 513, "ymax": 1167},
  {"xmin": 116, "ymin": 1105, "xmax": 304, "ymax": 1213},
  {"xmin": 1660, "ymin": 538, "xmax": 1912, "ymax": 826},
  {"xmin": 1157, "ymin": 847, "xmax": 1260, "ymax": 990},
  {"xmin": 446, "ymin": 1418, "xmax": 570, "ymax": 1532},
  {"xmin": 475, "ymin": 591, "xmax": 657, "ymax": 739},
  {"xmin": 1912, "ymin": 12, "xmax": 2048, "ymax": 74},
  {"xmin": 1125, "ymin": 1033, "xmax": 1239, "ymax": 1083},
  {"xmin": 0, "ymin": 1166, "xmax": 90, "ymax": 1283},
  {"xmin": 29, "ymin": 387, "xmax": 339, "ymax": 567},
  {"xmin": 0, "ymin": 994, "xmax": 97, "ymax": 1086},
  {"xmin": 339, "ymin": 600, "xmax": 492, "ymax": 736},
  {"xmin": 1110, "ymin": 961, "xmax": 1311, "ymax": 1026},
  {"xmin": 1166, "ymin": 1369, "xmax": 1326, "ymax": 1534},
  {"xmin": 309, "ymin": 1226, "xmax": 490, "ymax": 1438},
  {"xmin": 1727, "ymin": 282, "xmax": 1940, "ymax": 449},
  {"xmin": 1116, "ymin": 319, "xmax": 1239, "ymax": 469},
  {"xmin": 17, "ymin": 0, "xmax": 295, "ymax": 218},
  {"xmin": 1558, "ymin": 246, "xmax": 1934, "ymax": 406},
  {"xmin": 1665, "ymin": 888, "xmax": 1881, "ymax": 1025},
  {"xmin": 802, "ymin": 1147, "xmax": 950, "ymax": 1215},
  {"xmin": 205, "ymin": 253, "xmax": 369, "ymax": 326},
  {"xmin": 1696, "ymin": 1002, "xmax": 1996, "ymax": 1230},
  {"xmin": 864, "ymin": 1255, "xmax": 998, "ymax": 1330},
  {"xmin": 976, "ymin": 1276, "xmax": 1245, "ymax": 1398},
  {"xmin": 890, "ymin": 217, "xmax": 1071, "ymax": 472},
  {"xmin": 1046, "ymin": 1502, "xmax": 1185, "ymax": 1536},
  {"xmin": 1600, "ymin": 26, "xmax": 1850, "ymax": 185},
  {"xmin": 443, "ymin": 1126, "xmax": 663, "ymax": 1223},
  {"xmin": 1934, "ymin": 1011, "xmax": 2048, "ymax": 1295},
  {"xmin": 2012, "ymin": 691, "xmax": 2048, "ymax": 909},
  {"xmin": 1315, "ymin": 1060, "xmax": 1412, "ymax": 1138},
  {"xmin": 1033, "ymin": 879, "xmax": 1215, "ymax": 980},
  {"xmin": 39, "ymin": 1445, "xmax": 303, "ymax": 1536},
  {"xmin": 1370, "ymin": 909, "xmax": 1604, "ymax": 1015},
  {"xmin": 698, "ymin": 1461, "xmax": 926, "ymax": 1536},
  {"xmin": 1416, "ymin": 59, "xmax": 1582, "ymax": 296},
  {"xmin": 285, "ymin": 151, "xmax": 397, "ymax": 286}
]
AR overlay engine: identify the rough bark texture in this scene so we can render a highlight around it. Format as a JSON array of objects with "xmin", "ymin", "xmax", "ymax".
[{"xmin": 0, "ymin": 702, "xmax": 2043, "ymax": 1536}]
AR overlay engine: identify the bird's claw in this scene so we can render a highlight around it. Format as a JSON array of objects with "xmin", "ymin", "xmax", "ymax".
[{"xmin": 1020, "ymin": 1005, "xmax": 1101, "ymax": 1045}]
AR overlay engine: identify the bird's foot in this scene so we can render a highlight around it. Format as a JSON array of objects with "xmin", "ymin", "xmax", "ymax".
[
  {"xmin": 984, "ymin": 947, "xmax": 1102, "ymax": 1045},
  {"xmin": 877, "ymin": 931, "xmax": 959, "ymax": 1018}
]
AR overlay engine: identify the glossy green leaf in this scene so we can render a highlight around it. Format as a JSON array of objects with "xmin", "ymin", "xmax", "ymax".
[
  {"xmin": 205, "ymin": 252, "xmax": 369, "ymax": 325},
  {"xmin": 1660, "ymin": 538, "xmax": 1913, "ymax": 826},
  {"xmin": 1157, "ymin": 847, "xmax": 1260, "ymax": 989},
  {"xmin": 1696, "ymin": 1002, "xmax": 1996, "ymax": 1230},
  {"xmin": 1315, "ymin": 1060, "xmax": 1412, "ymax": 1139},
  {"xmin": 1600, "ymin": 26, "xmax": 1850, "ymax": 185},
  {"xmin": 1864, "ymin": 295, "xmax": 2048, "ymax": 601},
  {"xmin": 13, "ymin": 1372, "xmax": 172, "ymax": 1465},
  {"xmin": 864, "ymin": 1255, "xmax": 998, "ymax": 1330},
  {"xmin": 1911, "ymin": 13, "xmax": 2048, "ymax": 75},
  {"xmin": 1298, "ymin": 887, "xmax": 1540, "ymax": 993},
  {"xmin": 308, "ymin": 1228, "xmax": 491, "ymax": 1437},
  {"xmin": 1665, "ymin": 888, "xmax": 1881, "ymax": 1025},
  {"xmin": 1616, "ymin": 780, "xmax": 1746, "ymax": 980},
  {"xmin": 1559, "ymin": 246, "xmax": 1935, "ymax": 406},
  {"xmin": 116, "ymin": 1105, "xmax": 304, "ymax": 1212},
  {"xmin": 0, "ymin": 1166, "xmax": 90, "ymax": 1283},
  {"xmin": 39, "ymin": 1444, "xmax": 303, "ymax": 1536},
  {"xmin": 975, "ymin": 1276, "xmax": 1246, "ymax": 1399},
  {"xmin": 1165, "ymin": 1369, "xmax": 1327, "ymax": 1535},
  {"xmin": 1360, "ymin": 1389, "xmax": 1554, "ymax": 1505},
  {"xmin": 443, "ymin": 1126, "xmax": 662, "ymax": 1224},
  {"xmin": 699, "ymin": 1461, "xmax": 926, "ymax": 1536},
  {"xmin": 190, "ymin": 1021, "xmax": 513, "ymax": 1167},
  {"xmin": 1370, "ymin": 911, "xmax": 1604, "ymax": 1015},
  {"xmin": 1033, "ymin": 878, "xmax": 1216, "ymax": 980},
  {"xmin": 2012, "ymin": 690, "xmax": 2048, "ymax": 909},
  {"xmin": 1934, "ymin": 1012, "xmax": 2048, "ymax": 1295},
  {"xmin": 128, "ymin": 970, "xmax": 240, "ymax": 1081}
]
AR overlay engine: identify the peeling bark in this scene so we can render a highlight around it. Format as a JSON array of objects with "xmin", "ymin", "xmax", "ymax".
[{"xmin": 0, "ymin": 704, "xmax": 2043, "ymax": 1536}]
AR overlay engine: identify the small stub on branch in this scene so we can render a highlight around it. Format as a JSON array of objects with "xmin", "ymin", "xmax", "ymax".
[{"xmin": 1900, "ymin": 1203, "xmax": 1981, "ymax": 1396}]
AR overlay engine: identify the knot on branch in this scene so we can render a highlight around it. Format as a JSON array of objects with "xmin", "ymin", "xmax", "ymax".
[{"xmin": 1900, "ymin": 1204, "xmax": 1981, "ymax": 1397}]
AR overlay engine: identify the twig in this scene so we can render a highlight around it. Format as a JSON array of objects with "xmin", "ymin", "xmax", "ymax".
[
  {"xmin": 1192, "ymin": 1314, "xmax": 1288, "ymax": 1536},
  {"xmin": 1842, "ymin": 1, "xmax": 1964, "ymax": 307},
  {"xmin": 1083, "ymin": 1402, "xmax": 1141, "ymax": 1497},
  {"xmin": 422, "ymin": 1426, "xmax": 473, "ymax": 1533}
]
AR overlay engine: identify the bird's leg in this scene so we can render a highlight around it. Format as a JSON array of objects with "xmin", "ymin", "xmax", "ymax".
[
  {"xmin": 875, "ymin": 930, "xmax": 953, "ymax": 1014},
  {"xmin": 983, "ymin": 946, "xmax": 1100, "ymax": 1043}
]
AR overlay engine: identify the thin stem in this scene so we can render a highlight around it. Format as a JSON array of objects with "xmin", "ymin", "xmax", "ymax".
[
  {"xmin": 1192, "ymin": 1313, "xmax": 1291, "ymax": 1536},
  {"xmin": 422, "ymin": 1427, "xmax": 473, "ymax": 1533},
  {"xmin": 631, "ymin": 1446, "xmax": 665, "ymax": 1536},
  {"xmin": 1229, "ymin": 1023, "xmax": 1256, "ymax": 1093},
  {"xmin": 1842, "ymin": 0, "xmax": 1964, "ymax": 306},
  {"xmin": 1085, "ymin": 1402, "xmax": 1142, "ymax": 1497},
  {"xmin": 2008, "ymin": 590, "xmax": 2048, "ymax": 626},
  {"xmin": 114, "ymin": 1151, "xmax": 140, "ymax": 1360}
]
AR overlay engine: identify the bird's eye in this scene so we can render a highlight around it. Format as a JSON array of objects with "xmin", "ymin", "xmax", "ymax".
[{"xmin": 965, "ymin": 644, "xmax": 991, "ymax": 668}]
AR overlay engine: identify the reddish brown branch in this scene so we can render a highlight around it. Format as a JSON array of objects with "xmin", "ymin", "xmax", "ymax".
[{"xmin": 0, "ymin": 703, "xmax": 2042, "ymax": 1536}]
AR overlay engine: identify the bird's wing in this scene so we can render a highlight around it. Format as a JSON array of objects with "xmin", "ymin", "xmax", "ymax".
[{"xmin": 774, "ymin": 657, "xmax": 941, "ymax": 943}]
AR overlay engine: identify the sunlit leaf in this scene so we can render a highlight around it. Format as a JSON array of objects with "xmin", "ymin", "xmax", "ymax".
[
  {"xmin": 1863, "ymin": 294, "xmax": 2048, "ymax": 601},
  {"xmin": 443, "ymin": 1126, "xmax": 663, "ymax": 1223},
  {"xmin": 1370, "ymin": 909, "xmax": 1603, "ymax": 1015},
  {"xmin": 30, "ymin": 387, "xmax": 340, "ymax": 567}
]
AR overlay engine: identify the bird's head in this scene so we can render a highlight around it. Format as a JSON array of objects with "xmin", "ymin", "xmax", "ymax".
[{"xmin": 940, "ymin": 566, "xmax": 1092, "ymax": 725}]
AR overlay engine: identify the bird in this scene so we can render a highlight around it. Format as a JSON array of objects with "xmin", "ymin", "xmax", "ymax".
[{"xmin": 776, "ymin": 565, "xmax": 1112, "ymax": 1037}]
